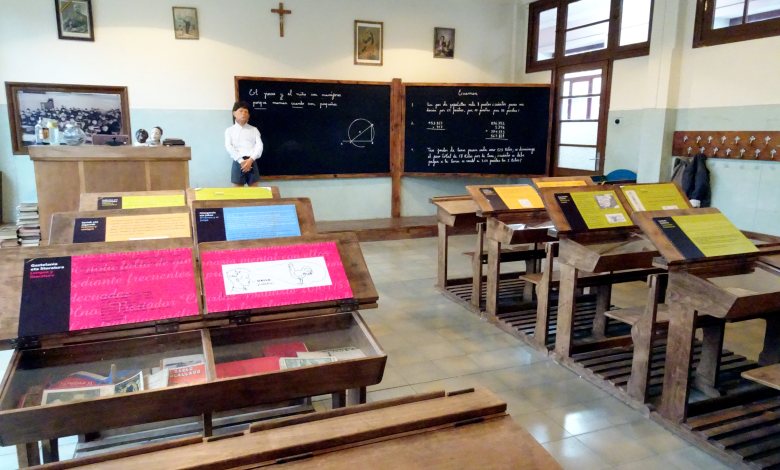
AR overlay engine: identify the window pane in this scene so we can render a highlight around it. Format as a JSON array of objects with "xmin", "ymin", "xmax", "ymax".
[
  {"xmin": 747, "ymin": 0, "xmax": 780, "ymax": 23},
  {"xmin": 537, "ymin": 7, "xmax": 557, "ymax": 61},
  {"xmin": 565, "ymin": 22, "xmax": 609, "ymax": 56},
  {"xmin": 558, "ymin": 145, "xmax": 598, "ymax": 171},
  {"xmin": 713, "ymin": 0, "xmax": 745, "ymax": 28},
  {"xmin": 570, "ymin": 80, "xmax": 591, "ymax": 96},
  {"xmin": 561, "ymin": 97, "xmax": 594, "ymax": 120},
  {"xmin": 620, "ymin": 0, "xmax": 652, "ymax": 45},
  {"xmin": 560, "ymin": 122, "xmax": 598, "ymax": 145},
  {"xmin": 567, "ymin": 0, "xmax": 610, "ymax": 29}
]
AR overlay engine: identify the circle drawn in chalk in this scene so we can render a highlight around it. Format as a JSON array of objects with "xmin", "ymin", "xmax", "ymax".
[{"xmin": 342, "ymin": 119, "xmax": 375, "ymax": 148}]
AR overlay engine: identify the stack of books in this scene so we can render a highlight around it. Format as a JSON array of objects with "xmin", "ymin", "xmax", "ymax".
[
  {"xmin": 16, "ymin": 203, "xmax": 41, "ymax": 247},
  {"xmin": 0, "ymin": 224, "xmax": 17, "ymax": 248}
]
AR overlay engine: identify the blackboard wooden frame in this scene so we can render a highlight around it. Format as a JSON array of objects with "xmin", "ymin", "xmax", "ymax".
[{"xmin": 233, "ymin": 77, "xmax": 552, "ymax": 218}]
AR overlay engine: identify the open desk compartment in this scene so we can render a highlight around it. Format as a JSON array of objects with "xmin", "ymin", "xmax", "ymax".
[{"xmin": 0, "ymin": 233, "xmax": 385, "ymax": 448}]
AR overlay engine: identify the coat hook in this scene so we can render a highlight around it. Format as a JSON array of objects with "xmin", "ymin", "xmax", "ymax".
[
  {"xmin": 696, "ymin": 135, "xmax": 702, "ymax": 144},
  {"xmin": 726, "ymin": 148, "xmax": 732, "ymax": 157},
  {"xmin": 749, "ymin": 135, "xmax": 756, "ymax": 144},
  {"xmin": 765, "ymin": 136, "xmax": 772, "ymax": 145},
  {"xmin": 739, "ymin": 148, "xmax": 746, "ymax": 158},
  {"xmin": 735, "ymin": 136, "xmax": 741, "ymax": 144},
  {"xmin": 683, "ymin": 135, "xmax": 689, "ymax": 142},
  {"xmin": 712, "ymin": 146, "xmax": 719, "ymax": 156},
  {"xmin": 720, "ymin": 136, "xmax": 727, "ymax": 144},
  {"xmin": 699, "ymin": 146, "xmax": 706, "ymax": 154},
  {"xmin": 755, "ymin": 149, "xmax": 761, "ymax": 159},
  {"xmin": 687, "ymin": 146, "xmax": 692, "ymax": 155},
  {"xmin": 707, "ymin": 136, "xmax": 713, "ymax": 143},
  {"xmin": 771, "ymin": 149, "xmax": 777, "ymax": 160}
]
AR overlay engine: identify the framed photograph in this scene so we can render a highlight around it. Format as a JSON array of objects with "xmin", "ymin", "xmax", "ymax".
[
  {"xmin": 172, "ymin": 6, "xmax": 199, "ymax": 40},
  {"xmin": 54, "ymin": 0, "xmax": 94, "ymax": 41},
  {"xmin": 4, "ymin": 82, "xmax": 131, "ymax": 155},
  {"xmin": 434, "ymin": 27, "xmax": 455, "ymax": 58},
  {"xmin": 354, "ymin": 20, "xmax": 383, "ymax": 66}
]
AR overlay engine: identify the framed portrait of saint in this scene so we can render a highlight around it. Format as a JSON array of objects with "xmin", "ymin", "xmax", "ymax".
[
  {"xmin": 433, "ymin": 27, "xmax": 455, "ymax": 59},
  {"xmin": 172, "ymin": 7, "xmax": 199, "ymax": 40},
  {"xmin": 354, "ymin": 20, "xmax": 383, "ymax": 66},
  {"xmin": 55, "ymin": 0, "xmax": 94, "ymax": 41}
]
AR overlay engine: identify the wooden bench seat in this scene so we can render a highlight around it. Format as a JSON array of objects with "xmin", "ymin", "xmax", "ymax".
[
  {"xmin": 742, "ymin": 364, "xmax": 780, "ymax": 390},
  {"xmin": 463, "ymin": 245, "xmax": 545, "ymax": 264},
  {"xmin": 605, "ymin": 304, "xmax": 671, "ymax": 326}
]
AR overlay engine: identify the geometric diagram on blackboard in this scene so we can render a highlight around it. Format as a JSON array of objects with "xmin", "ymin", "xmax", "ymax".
[{"xmin": 342, "ymin": 118, "xmax": 375, "ymax": 148}]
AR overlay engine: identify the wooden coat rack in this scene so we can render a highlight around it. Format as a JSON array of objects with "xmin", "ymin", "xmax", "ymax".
[{"xmin": 672, "ymin": 131, "xmax": 780, "ymax": 161}]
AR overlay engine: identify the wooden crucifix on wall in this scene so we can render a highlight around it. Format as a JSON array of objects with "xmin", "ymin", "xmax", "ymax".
[{"xmin": 271, "ymin": 2, "xmax": 292, "ymax": 37}]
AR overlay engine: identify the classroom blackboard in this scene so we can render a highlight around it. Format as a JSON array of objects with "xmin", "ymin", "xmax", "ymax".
[
  {"xmin": 235, "ymin": 77, "xmax": 391, "ymax": 176},
  {"xmin": 404, "ymin": 85, "xmax": 551, "ymax": 175}
]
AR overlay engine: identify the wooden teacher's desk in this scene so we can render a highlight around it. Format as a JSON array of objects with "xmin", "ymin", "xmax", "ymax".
[
  {"xmin": 41, "ymin": 388, "xmax": 561, "ymax": 470},
  {"xmin": 29, "ymin": 145, "xmax": 191, "ymax": 243}
]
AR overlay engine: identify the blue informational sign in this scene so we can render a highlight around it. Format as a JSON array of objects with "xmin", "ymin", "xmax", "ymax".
[{"xmin": 223, "ymin": 205, "xmax": 301, "ymax": 241}]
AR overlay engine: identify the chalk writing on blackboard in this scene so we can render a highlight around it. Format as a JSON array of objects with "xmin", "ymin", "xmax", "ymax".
[
  {"xmin": 424, "ymin": 146, "xmax": 535, "ymax": 168},
  {"xmin": 404, "ymin": 85, "xmax": 549, "ymax": 175},
  {"xmin": 342, "ymin": 119, "xmax": 376, "ymax": 148},
  {"xmin": 247, "ymin": 88, "xmax": 344, "ymax": 111}
]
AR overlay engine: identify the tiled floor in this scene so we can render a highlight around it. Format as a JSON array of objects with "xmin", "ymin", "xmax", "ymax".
[{"xmin": 0, "ymin": 234, "xmax": 758, "ymax": 469}]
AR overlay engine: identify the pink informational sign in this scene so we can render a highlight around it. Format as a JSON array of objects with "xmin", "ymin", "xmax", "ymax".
[
  {"xmin": 69, "ymin": 248, "xmax": 200, "ymax": 330},
  {"xmin": 200, "ymin": 242, "xmax": 353, "ymax": 313}
]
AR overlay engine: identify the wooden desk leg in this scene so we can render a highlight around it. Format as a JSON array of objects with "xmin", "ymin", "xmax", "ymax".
[
  {"xmin": 437, "ymin": 222, "xmax": 449, "ymax": 289},
  {"xmin": 659, "ymin": 305, "xmax": 697, "ymax": 423},
  {"xmin": 533, "ymin": 243, "xmax": 555, "ymax": 348},
  {"xmin": 201, "ymin": 412, "xmax": 214, "ymax": 438},
  {"xmin": 554, "ymin": 264, "xmax": 579, "ymax": 358},
  {"xmin": 346, "ymin": 387, "xmax": 367, "ymax": 405},
  {"xmin": 591, "ymin": 283, "xmax": 612, "ymax": 338},
  {"xmin": 41, "ymin": 438, "xmax": 59, "ymax": 463},
  {"xmin": 485, "ymin": 237, "xmax": 501, "ymax": 321},
  {"xmin": 471, "ymin": 222, "xmax": 485, "ymax": 309},
  {"xmin": 332, "ymin": 391, "xmax": 347, "ymax": 408},
  {"xmin": 627, "ymin": 274, "xmax": 664, "ymax": 403},
  {"xmin": 17, "ymin": 442, "xmax": 41, "ymax": 467},
  {"xmin": 759, "ymin": 316, "xmax": 780, "ymax": 365},
  {"xmin": 693, "ymin": 321, "xmax": 726, "ymax": 397},
  {"xmin": 522, "ymin": 250, "xmax": 538, "ymax": 303}
]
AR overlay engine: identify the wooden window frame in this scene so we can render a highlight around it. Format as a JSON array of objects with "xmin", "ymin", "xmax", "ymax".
[
  {"xmin": 526, "ymin": 0, "xmax": 653, "ymax": 73},
  {"xmin": 693, "ymin": 0, "xmax": 780, "ymax": 48}
]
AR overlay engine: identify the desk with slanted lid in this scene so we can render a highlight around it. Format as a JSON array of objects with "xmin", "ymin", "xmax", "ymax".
[
  {"xmin": 429, "ymin": 195, "xmax": 482, "ymax": 294},
  {"xmin": 465, "ymin": 185, "xmax": 556, "ymax": 344},
  {"xmin": 538, "ymin": 185, "xmax": 662, "ymax": 360},
  {"xmin": 631, "ymin": 207, "xmax": 780, "ymax": 469},
  {"xmin": 40, "ymin": 388, "xmax": 561, "ymax": 470}
]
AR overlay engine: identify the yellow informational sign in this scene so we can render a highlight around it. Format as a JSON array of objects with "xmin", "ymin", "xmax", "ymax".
[
  {"xmin": 105, "ymin": 213, "xmax": 191, "ymax": 242},
  {"xmin": 494, "ymin": 185, "xmax": 544, "ymax": 210},
  {"xmin": 570, "ymin": 190, "xmax": 633, "ymax": 229},
  {"xmin": 621, "ymin": 183, "xmax": 688, "ymax": 212},
  {"xmin": 122, "ymin": 194, "xmax": 186, "ymax": 209},
  {"xmin": 535, "ymin": 180, "xmax": 588, "ymax": 188},
  {"xmin": 194, "ymin": 187, "xmax": 274, "ymax": 201},
  {"xmin": 673, "ymin": 213, "xmax": 758, "ymax": 257}
]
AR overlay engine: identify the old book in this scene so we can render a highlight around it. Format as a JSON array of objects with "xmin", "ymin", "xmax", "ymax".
[
  {"xmin": 161, "ymin": 354, "xmax": 205, "ymax": 369},
  {"xmin": 168, "ymin": 363, "xmax": 207, "ymax": 386},
  {"xmin": 215, "ymin": 356, "xmax": 281, "ymax": 378},
  {"xmin": 279, "ymin": 357, "xmax": 335, "ymax": 370},
  {"xmin": 262, "ymin": 342, "xmax": 308, "ymax": 357},
  {"xmin": 42, "ymin": 385, "xmax": 114, "ymax": 405}
]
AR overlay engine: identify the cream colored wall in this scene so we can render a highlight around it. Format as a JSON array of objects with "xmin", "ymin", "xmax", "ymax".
[{"xmin": 0, "ymin": 0, "xmax": 525, "ymax": 221}]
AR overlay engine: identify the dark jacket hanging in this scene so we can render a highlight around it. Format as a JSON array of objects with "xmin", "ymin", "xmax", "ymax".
[{"xmin": 681, "ymin": 153, "xmax": 711, "ymax": 207}]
